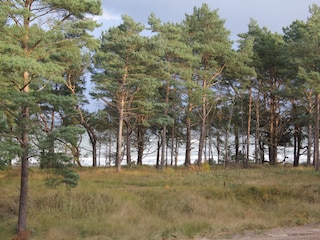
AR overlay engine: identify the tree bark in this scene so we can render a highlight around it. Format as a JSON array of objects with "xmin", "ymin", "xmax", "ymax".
[
  {"xmin": 315, "ymin": 93, "xmax": 320, "ymax": 171},
  {"xmin": 293, "ymin": 124, "xmax": 301, "ymax": 167},
  {"xmin": 245, "ymin": 89, "xmax": 252, "ymax": 168},
  {"xmin": 136, "ymin": 125, "xmax": 144, "ymax": 165},
  {"xmin": 269, "ymin": 93, "xmax": 278, "ymax": 165},
  {"xmin": 17, "ymin": 71, "xmax": 30, "ymax": 233},
  {"xmin": 234, "ymin": 126, "xmax": 239, "ymax": 163},
  {"xmin": 17, "ymin": 109, "xmax": 29, "ymax": 233},
  {"xmin": 116, "ymin": 94, "xmax": 125, "ymax": 172},
  {"xmin": 255, "ymin": 80, "xmax": 261, "ymax": 164},
  {"xmin": 185, "ymin": 102, "xmax": 192, "ymax": 166},
  {"xmin": 198, "ymin": 88, "xmax": 207, "ymax": 166},
  {"xmin": 307, "ymin": 123, "xmax": 313, "ymax": 166}
]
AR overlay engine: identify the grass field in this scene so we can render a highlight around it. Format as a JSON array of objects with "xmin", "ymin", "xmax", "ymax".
[{"xmin": 1, "ymin": 165, "xmax": 320, "ymax": 239}]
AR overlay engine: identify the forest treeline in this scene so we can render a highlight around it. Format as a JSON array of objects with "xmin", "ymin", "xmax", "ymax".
[
  {"xmin": 1, "ymin": 2, "xmax": 320, "ymax": 171},
  {"xmin": 1, "ymin": 0, "xmax": 320, "ymax": 233}
]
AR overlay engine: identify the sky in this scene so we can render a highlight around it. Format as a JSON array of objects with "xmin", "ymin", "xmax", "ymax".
[
  {"xmin": 86, "ymin": 0, "xmax": 320, "ymax": 110},
  {"xmin": 92, "ymin": 0, "xmax": 320, "ymax": 43}
]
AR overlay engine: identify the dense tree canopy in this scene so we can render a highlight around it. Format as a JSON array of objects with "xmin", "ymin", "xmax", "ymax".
[{"xmin": 1, "ymin": 1, "xmax": 320, "ymax": 234}]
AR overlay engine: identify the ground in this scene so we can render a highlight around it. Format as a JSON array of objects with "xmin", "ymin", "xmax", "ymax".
[{"xmin": 207, "ymin": 224, "xmax": 320, "ymax": 239}]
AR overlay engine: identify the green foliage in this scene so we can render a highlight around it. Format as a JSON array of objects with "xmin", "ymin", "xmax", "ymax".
[{"xmin": 45, "ymin": 167, "xmax": 79, "ymax": 189}]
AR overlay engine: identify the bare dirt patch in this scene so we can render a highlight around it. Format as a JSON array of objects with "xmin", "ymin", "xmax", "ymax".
[{"xmin": 225, "ymin": 224, "xmax": 320, "ymax": 239}]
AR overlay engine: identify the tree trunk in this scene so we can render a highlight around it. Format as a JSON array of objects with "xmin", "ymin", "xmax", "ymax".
[
  {"xmin": 156, "ymin": 134, "xmax": 160, "ymax": 168},
  {"xmin": 216, "ymin": 131, "xmax": 221, "ymax": 164},
  {"xmin": 171, "ymin": 125, "xmax": 174, "ymax": 166},
  {"xmin": 315, "ymin": 93, "xmax": 320, "ymax": 171},
  {"xmin": 76, "ymin": 108, "xmax": 98, "ymax": 167},
  {"xmin": 116, "ymin": 95, "xmax": 125, "ymax": 172},
  {"xmin": 245, "ymin": 89, "xmax": 252, "ymax": 168},
  {"xmin": 107, "ymin": 131, "xmax": 112, "ymax": 166},
  {"xmin": 137, "ymin": 125, "xmax": 144, "ymax": 165},
  {"xmin": 307, "ymin": 91, "xmax": 313, "ymax": 166},
  {"xmin": 125, "ymin": 123, "xmax": 132, "ymax": 166},
  {"xmin": 83, "ymin": 127, "xmax": 97, "ymax": 167},
  {"xmin": 160, "ymin": 127, "xmax": 166, "ymax": 169},
  {"xmin": 307, "ymin": 123, "xmax": 313, "ymax": 166},
  {"xmin": 17, "ymin": 71, "xmax": 30, "ymax": 233},
  {"xmin": 160, "ymin": 84, "xmax": 171, "ymax": 169},
  {"xmin": 224, "ymin": 128, "xmax": 229, "ymax": 165},
  {"xmin": 198, "ymin": 96, "xmax": 206, "ymax": 166},
  {"xmin": 255, "ymin": 80, "xmax": 261, "ymax": 164},
  {"xmin": 174, "ymin": 137, "xmax": 179, "ymax": 167},
  {"xmin": 234, "ymin": 126, "xmax": 239, "ymax": 163},
  {"xmin": 185, "ymin": 103, "xmax": 192, "ymax": 166},
  {"xmin": 293, "ymin": 125, "xmax": 301, "ymax": 167},
  {"xmin": 269, "ymin": 94, "xmax": 278, "ymax": 165}
]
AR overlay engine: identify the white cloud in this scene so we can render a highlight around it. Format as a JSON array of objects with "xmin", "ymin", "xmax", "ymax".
[{"xmin": 91, "ymin": 10, "xmax": 121, "ymax": 22}]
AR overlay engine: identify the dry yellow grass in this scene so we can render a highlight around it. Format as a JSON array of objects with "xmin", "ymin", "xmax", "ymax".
[{"xmin": 1, "ymin": 165, "xmax": 320, "ymax": 239}]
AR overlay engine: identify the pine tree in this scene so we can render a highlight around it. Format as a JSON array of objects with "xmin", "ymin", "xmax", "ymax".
[
  {"xmin": 92, "ymin": 15, "xmax": 162, "ymax": 171},
  {"xmin": 183, "ymin": 3, "xmax": 233, "ymax": 165},
  {"xmin": 0, "ymin": 0, "xmax": 101, "ymax": 232}
]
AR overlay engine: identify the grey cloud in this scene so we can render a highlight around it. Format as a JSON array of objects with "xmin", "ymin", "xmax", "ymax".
[{"xmin": 100, "ymin": 0, "xmax": 317, "ymax": 41}]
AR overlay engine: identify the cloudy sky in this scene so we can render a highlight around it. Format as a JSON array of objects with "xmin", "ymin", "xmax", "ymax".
[{"xmin": 92, "ymin": 0, "xmax": 320, "ymax": 42}]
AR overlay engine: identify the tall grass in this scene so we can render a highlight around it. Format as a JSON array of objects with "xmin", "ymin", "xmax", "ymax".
[{"xmin": 1, "ymin": 165, "xmax": 320, "ymax": 239}]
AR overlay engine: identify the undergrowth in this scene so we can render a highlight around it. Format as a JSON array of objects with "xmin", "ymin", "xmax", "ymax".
[{"xmin": 1, "ymin": 165, "xmax": 320, "ymax": 239}]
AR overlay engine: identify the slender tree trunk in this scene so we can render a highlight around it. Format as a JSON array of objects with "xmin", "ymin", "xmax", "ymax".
[
  {"xmin": 174, "ymin": 138, "xmax": 179, "ymax": 167},
  {"xmin": 307, "ymin": 123, "xmax": 313, "ymax": 166},
  {"xmin": 160, "ymin": 127, "xmax": 166, "ymax": 169},
  {"xmin": 307, "ymin": 91, "xmax": 313, "ymax": 166},
  {"xmin": 315, "ymin": 93, "xmax": 320, "ymax": 171},
  {"xmin": 161, "ymin": 84, "xmax": 170, "ymax": 169},
  {"xmin": 269, "ymin": 94, "xmax": 278, "ymax": 165},
  {"xmin": 156, "ymin": 134, "xmax": 160, "ymax": 168},
  {"xmin": 171, "ymin": 125, "xmax": 174, "ymax": 166},
  {"xmin": 293, "ymin": 125, "xmax": 302, "ymax": 167},
  {"xmin": 124, "ymin": 121, "xmax": 132, "ymax": 166},
  {"xmin": 198, "ymin": 92, "xmax": 207, "ymax": 166},
  {"xmin": 126, "ymin": 129, "xmax": 131, "ymax": 166},
  {"xmin": 17, "ymin": 111, "xmax": 29, "ymax": 233},
  {"xmin": 137, "ymin": 125, "xmax": 144, "ymax": 165},
  {"xmin": 82, "ymin": 127, "xmax": 97, "ymax": 167},
  {"xmin": 185, "ymin": 103, "xmax": 192, "ymax": 166},
  {"xmin": 108, "ymin": 131, "xmax": 112, "ymax": 166},
  {"xmin": 76, "ymin": 108, "xmax": 98, "ymax": 167},
  {"xmin": 234, "ymin": 126, "xmax": 239, "ymax": 163},
  {"xmin": 116, "ymin": 95, "xmax": 125, "ymax": 172},
  {"xmin": 245, "ymin": 89, "xmax": 252, "ymax": 168},
  {"xmin": 17, "ymin": 71, "xmax": 30, "ymax": 233},
  {"xmin": 255, "ymin": 80, "xmax": 261, "ymax": 164},
  {"xmin": 217, "ymin": 131, "xmax": 221, "ymax": 164}
]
